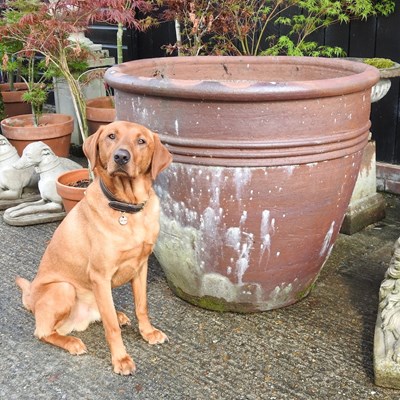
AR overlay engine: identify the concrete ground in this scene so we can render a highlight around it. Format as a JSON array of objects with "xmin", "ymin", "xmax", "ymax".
[{"xmin": 1, "ymin": 192, "xmax": 400, "ymax": 400}]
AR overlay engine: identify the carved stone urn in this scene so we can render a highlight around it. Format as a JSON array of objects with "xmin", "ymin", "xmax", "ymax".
[{"xmin": 105, "ymin": 56, "xmax": 379, "ymax": 312}]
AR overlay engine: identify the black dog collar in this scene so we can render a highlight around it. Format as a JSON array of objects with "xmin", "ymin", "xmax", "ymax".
[{"xmin": 100, "ymin": 179, "xmax": 147, "ymax": 214}]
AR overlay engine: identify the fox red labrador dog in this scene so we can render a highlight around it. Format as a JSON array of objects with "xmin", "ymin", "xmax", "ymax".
[{"xmin": 16, "ymin": 121, "xmax": 172, "ymax": 375}]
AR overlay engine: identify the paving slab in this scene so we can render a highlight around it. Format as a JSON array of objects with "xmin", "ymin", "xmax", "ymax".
[{"xmin": 1, "ymin": 193, "xmax": 400, "ymax": 400}]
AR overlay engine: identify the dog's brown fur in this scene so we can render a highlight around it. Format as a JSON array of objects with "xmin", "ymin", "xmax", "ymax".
[{"xmin": 16, "ymin": 121, "xmax": 172, "ymax": 375}]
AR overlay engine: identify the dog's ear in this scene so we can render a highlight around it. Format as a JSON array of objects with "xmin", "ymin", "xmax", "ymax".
[
  {"xmin": 83, "ymin": 126, "xmax": 104, "ymax": 170},
  {"xmin": 151, "ymin": 134, "xmax": 172, "ymax": 180}
]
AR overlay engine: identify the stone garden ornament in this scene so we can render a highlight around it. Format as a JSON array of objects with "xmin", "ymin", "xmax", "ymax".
[
  {"xmin": 2, "ymin": 141, "xmax": 81, "ymax": 226},
  {"xmin": 374, "ymin": 237, "xmax": 400, "ymax": 388},
  {"xmin": 0, "ymin": 134, "xmax": 39, "ymax": 205}
]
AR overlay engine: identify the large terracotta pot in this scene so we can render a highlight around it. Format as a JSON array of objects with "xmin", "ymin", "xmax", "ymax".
[
  {"xmin": 86, "ymin": 96, "xmax": 116, "ymax": 135},
  {"xmin": 105, "ymin": 56, "xmax": 379, "ymax": 312},
  {"xmin": 0, "ymin": 82, "xmax": 31, "ymax": 118},
  {"xmin": 56, "ymin": 168, "xmax": 89, "ymax": 213},
  {"xmin": 0, "ymin": 113, "xmax": 73, "ymax": 157}
]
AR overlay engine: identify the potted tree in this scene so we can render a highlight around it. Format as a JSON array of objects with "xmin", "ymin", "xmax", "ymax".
[
  {"xmin": 0, "ymin": 0, "xmax": 157, "ymax": 210},
  {"xmin": 0, "ymin": 34, "xmax": 31, "ymax": 118},
  {"xmin": 105, "ymin": 0, "xmax": 394, "ymax": 312},
  {"xmin": 84, "ymin": 1, "xmax": 156, "ymax": 135},
  {"xmin": 159, "ymin": 0, "xmax": 394, "ymax": 57},
  {"xmin": 1, "ymin": 52, "xmax": 74, "ymax": 157}
]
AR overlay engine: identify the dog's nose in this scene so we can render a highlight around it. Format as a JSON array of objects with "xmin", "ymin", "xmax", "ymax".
[{"xmin": 114, "ymin": 149, "xmax": 131, "ymax": 165}]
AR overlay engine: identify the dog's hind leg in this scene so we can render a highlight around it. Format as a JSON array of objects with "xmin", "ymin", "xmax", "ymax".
[
  {"xmin": 41, "ymin": 332, "xmax": 87, "ymax": 355},
  {"xmin": 33, "ymin": 282, "xmax": 87, "ymax": 355},
  {"xmin": 116, "ymin": 311, "xmax": 131, "ymax": 327},
  {"xmin": 0, "ymin": 188, "xmax": 23, "ymax": 200}
]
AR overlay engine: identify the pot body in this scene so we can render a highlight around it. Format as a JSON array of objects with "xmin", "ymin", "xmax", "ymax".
[
  {"xmin": 0, "ymin": 113, "xmax": 73, "ymax": 157},
  {"xmin": 56, "ymin": 168, "xmax": 89, "ymax": 213},
  {"xmin": 0, "ymin": 83, "xmax": 31, "ymax": 118},
  {"xmin": 85, "ymin": 96, "xmax": 116, "ymax": 135},
  {"xmin": 105, "ymin": 56, "xmax": 379, "ymax": 312}
]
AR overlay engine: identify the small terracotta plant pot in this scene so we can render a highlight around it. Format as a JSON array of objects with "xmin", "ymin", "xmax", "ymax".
[
  {"xmin": 86, "ymin": 96, "xmax": 116, "ymax": 135},
  {"xmin": 0, "ymin": 82, "xmax": 31, "ymax": 118},
  {"xmin": 0, "ymin": 113, "xmax": 74, "ymax": 157},
  {"xmin": 56, "ymin": 168, "xmax": 89, "ymax": 213}
]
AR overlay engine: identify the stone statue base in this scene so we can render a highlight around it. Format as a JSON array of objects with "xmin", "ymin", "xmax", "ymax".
[
  {"xmin": 3, "ymin": 207, "xmax": 66, "ymax": 226},
  {"xmin": 374, "ymin": 237, "xmax": 400, "ymax": 388},
  {"xmin": 374, "ymin": 313, "xmax": 400, "ymax": 388},
  {"xmin": 0, "ymin": 188, "xmax": 41, "ymax": 211}
]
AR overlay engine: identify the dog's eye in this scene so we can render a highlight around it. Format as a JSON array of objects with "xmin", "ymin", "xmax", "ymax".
[
  {"xmin": 137, "ymin": 138, "xmax": 146, "ymax": 145},
  {"xmin": 108, "ymin": 133, "xmax": 116, "ymax": 140}
]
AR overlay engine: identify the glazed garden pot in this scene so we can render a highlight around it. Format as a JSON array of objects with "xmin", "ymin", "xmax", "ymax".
[
  {"xmin": 0, "ymin": 113, "xmax": 73, "ymax": 157},
  {"xmin": 0, "ymin": 82, "xmax": 31, "ymax": 118},
  {"xmin": 85, "ymin": 96, "xmax": 116, "ymax": 135},
  {"xmin": 105, "ymin": 56, "xmax": 379, "ymax": 312}
]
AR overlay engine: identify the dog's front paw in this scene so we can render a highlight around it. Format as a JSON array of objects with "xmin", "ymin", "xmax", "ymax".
[
  {"xmin": 112, "ymin": 354, "xmax": 136, "ymax": 375},
  {"xmin": 140, "ymin": 328, "xmax": 169, "ymax": 345}
]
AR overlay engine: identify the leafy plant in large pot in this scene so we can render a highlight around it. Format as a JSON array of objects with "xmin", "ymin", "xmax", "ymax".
[
  {"xmin": 0, "ymin": 2, "xmax": 75, "ymax": 156},
  {"xmin": 105, "ymin": 55, "xmax": 380, "ymax": 312},
  {"xmin": 0, "ymin": 0, "xmax": 156, "ymax": 211},
  {"xmin": 82, "ymin": 2, "xmax": 155, "ymax": 136},
  {"xmin": 0, "ymin": 53, "xmax": 74, "ymax": 157},
  {"xmin": 0, "ymin": 35, "xmax": 31, "ymax": 118}
]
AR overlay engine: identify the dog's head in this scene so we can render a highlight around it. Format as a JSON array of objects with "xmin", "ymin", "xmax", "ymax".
[
  {"xmin": 13, "ymin": 141, "xmax": 55, "ymax": 170},
  {"xmin": 83, "ymin": 121, "xmax": 172, "ymax": 180}
]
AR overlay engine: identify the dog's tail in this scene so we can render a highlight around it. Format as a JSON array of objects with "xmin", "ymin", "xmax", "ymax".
[{"xmin": 16, "ymin": 276, "xmax": 32, "ymax": 311}]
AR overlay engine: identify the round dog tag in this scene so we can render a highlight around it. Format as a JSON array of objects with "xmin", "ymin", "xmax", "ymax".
[{"xmin": 119, "ymin": 214, "xmax": 128, "ymax": 225}]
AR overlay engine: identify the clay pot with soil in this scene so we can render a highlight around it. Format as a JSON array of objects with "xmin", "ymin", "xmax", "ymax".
[{"xmin": 55, "ymin": 168, "xmax": 89, "ymax": 213}]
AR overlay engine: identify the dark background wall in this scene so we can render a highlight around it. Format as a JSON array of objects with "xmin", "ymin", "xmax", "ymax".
[{"xmin": 88, "ymin": 8, "xmax": 400, "ymax": 165}]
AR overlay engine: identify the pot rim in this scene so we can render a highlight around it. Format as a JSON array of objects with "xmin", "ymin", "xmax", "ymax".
[
  {"xmin": 105, "ymin": 56, "xmax": 380, "ymax": 101},
  {"xmin": 56, "ymin": 168, "xmax": 89, "ymax": 185},
  {"xmin": 85, "ymin": 96, "xmax": 115, "ymax": 108},
  {"xmin": 0, "ymin": 82, "xmax": 29, "ymax": 91},
  {"xmin": 0, "ymin": 113, "xmax": 74, "ymax": 129}
]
